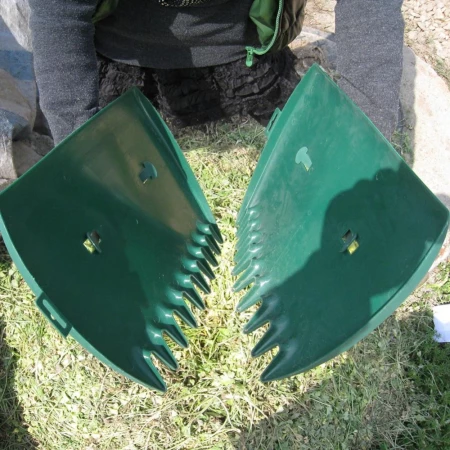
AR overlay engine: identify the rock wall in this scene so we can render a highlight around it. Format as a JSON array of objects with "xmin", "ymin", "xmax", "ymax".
[
  {"xmin": 0, "ymin": 10, "xmax": 52, "ymax": 190},
  {"xmin": 0, "ymin": 0, "xmax": 32, "ymax": 52}
]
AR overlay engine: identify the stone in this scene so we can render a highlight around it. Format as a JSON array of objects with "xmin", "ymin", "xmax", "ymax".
[
  {"xmin": 0, "ymin": 12, "xmax": 43, "ymax": 183},
  {"xmin": 12, "ymin": 135, "xmax": 45, "ymax": 177},
  {"xmin": 0, "ymin": 0, "xmax": 32, "ymax": 52},
  {"xmin": 289, "ymin": 27, "xmax": 337, "ymax": 77},
  {"xmin": 0, "ymin": 15, "xmax": 36, "ymax": 125},
  {"xmin": 400, "ymin": 46, "xmax": 450, "ymax": 211},
  {"xmin": 0, "ymin": 127, "xmax": 52, "ymax": 187},
  {"xmin": 0, "ymin": 112, "xmax": 25, "ymax": 180},
  {"xmin": 0, "ymin": 69, "xmax": 33, "ymax": 125},
  {"xmin": 408, "ymin": 30, "xmax": 419, "ymax": 40},
  {"xmin": 0, "ymin": 178, "xmax": 13, "ymax": 192},
  {"xmin": 26, "ymin": 132, "xmax": 53, "ymax": 157},
  {"xmin": 400, "ymin": 47, "xmax": 450, "ymax": 267}
]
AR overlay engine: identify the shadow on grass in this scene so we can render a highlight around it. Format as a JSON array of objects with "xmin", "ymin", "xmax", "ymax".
[
  {"xmin": 0, "ymin": 241, "xmax": 38, "ymax": 449},
  {"xmin": 231, "ymin": 280, "xmax": 450, "ymax": 450},
  {"xmin": 228, "ymin": 154, "xmax": 448, "ymax": 449}
]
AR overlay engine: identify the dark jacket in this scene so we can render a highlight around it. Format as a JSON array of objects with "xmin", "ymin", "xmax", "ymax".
[{"xmin": 29, "ymin": 0, "xmax": 405, "ymax": 144}]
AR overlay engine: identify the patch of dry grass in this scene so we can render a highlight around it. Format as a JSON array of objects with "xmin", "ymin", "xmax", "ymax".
[{"xmin": 1, "ymin": 119, "xmax": 450, "ymax": 449}]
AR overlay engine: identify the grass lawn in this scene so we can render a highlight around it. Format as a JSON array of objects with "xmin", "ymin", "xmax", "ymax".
[{"xmin": 1, "ymin": 119, "xmax": 450, "ymax": 449}]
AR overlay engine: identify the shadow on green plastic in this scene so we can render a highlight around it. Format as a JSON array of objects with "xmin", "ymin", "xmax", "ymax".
[
  {"xmin": 0, "ymin": 88, "xmax": 222, "ymax": 393},
  {"xmin": 234, "ymin": 64, "xmax": 450, "ymax": 384},
  {"xmin": 242, "ymin": 166, "xmax": 449, "ymax": 384}
]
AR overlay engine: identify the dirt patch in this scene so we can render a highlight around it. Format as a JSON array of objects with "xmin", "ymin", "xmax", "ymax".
[
  {"xmin": 304, "ymin": 0, "xmax": 335, "ymax": 32},
  {"xmin": 303, "ymin": 0, "xmax": 450, "ymax": 86}
]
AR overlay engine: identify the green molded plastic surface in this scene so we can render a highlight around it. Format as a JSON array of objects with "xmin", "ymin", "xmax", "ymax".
[
  {"xmin": 234, "ymin": 64, "xmax": 449, "ymax": 383},
  {"xmin": 0, "ymin": 88, "xmax": 222, "ymax": 392}
]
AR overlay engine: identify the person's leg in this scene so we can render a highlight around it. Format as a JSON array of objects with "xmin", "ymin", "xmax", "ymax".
[
  {"xmin": 152, "ymin": 48, "xmax": 299, "ymax": 128},
  {"xmin": 152, "ymin": 67, "xmax": 224, "ymax": 128},
  {"xmin": 96, "ymin": 48, "xmax": 299, "ymax": 128},
  {"xmin": 213, "ymin": 47, "xmax": 300, "ymax": 126},
  {"xmin": 97, "ymin": 53, "xmax": 158, "ymax": 108}
]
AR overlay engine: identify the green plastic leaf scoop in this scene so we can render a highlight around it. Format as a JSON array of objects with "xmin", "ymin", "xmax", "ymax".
[
  {"xmin": 0, "ymin": 88, "xmax": 222, "ymax": 391},
  {"xmin": 234, "ymin": 64, "xmax": 449, "ymax": 383}
]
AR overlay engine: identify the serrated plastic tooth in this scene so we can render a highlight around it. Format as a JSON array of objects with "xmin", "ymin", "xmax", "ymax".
[
  {"xmin": 201, "ymin": 246, "xmax": 219, "ymax": 267},
  {"xmin": 197, "ymin": 221, "xmax": 224, "ymax": 244},
  {"xmin": 261, "ymin": 347, "xmax": 297, "ymax": 382},
  {"xmin": 163, "ymin": 321, "xmax": 189, "ymax": 348},
  {"xmin": 175, "ymin": 274, "xmax": 205, "ymax": 309},
  {"xmin": 234, "ymin": 239, "xmax": 254, "ymax": 263},
  {"xmin": 232, "ymin": 254, "xmax": 252, "ymax": 277},
  {"xmin": 205, "ymin": 234, "xmax": 221, "ymax": 255},
  {"xmin": 142, "ymin": 350, "xmax": 167, "ymax": 392},
  {"xmin": 192, "ymin": 232, "xmax": 221, "ymax": 255},
  {"xmin": 197, "ymin": 258, "xmax": 215, "ymax": 280},
  {"xmin": 172, "ymin": 301, "xmax": 197, "ymax": 328},
  {"xmin": 237, "ymin": 204, "xmax": 259, "ymax": 225},
  {"xmin": 244, "ymin": 297, "xmax": 276, "ymax": 334},
  {"xmin": 175, "ymin": 273, "xmax": 194, "ymax": 292},
  {"xmin": 191, "ymin": 271, "xmax": 211, "ymax": 294},
  {"xmin": 209, "ymin": 223, "xmax": 224, "ymax": 244},
  {"xmin": 236, "ymin": 230, "xmax": 262, "ymax": 252},
  {"xmin": 237, "ymin": 206, "xmax": 261, "ymax": 230},
  {"xmin": 234, "ymin": 234, "xmax": 263, "ymax": 262},
  {"xmin": 182, "ymin": 256, "xmax": 214, "ymax": 281},
  {"xmin": 197, "ymin": 221, "xmax": 212, "ymax": 235},
  {"xmin": 166, "ymin": 288, "xmax": 183, "ymax": 304},
  {"xmin": 233, "ymin": 261, "xmax": 260, "ymax": 292},
  {"xmin": 182, "ymin": 258, "xmax": 199, "ymax": 274},
  {"xmin": 152, "ymin": 342, "xmax": 178, "ymax": 371},
  {"xmin": 184, "ymin": 287, "xmax": 205, "ymax": 310},
  {"xmin": 165, "ymin": 289, "xmax": 197, "ymax": 327},
  {"xmin": 193, "ymin": 232, "xmax": 208, "ymax": 247},
  {"xmin": 232, "ymin": 244, "xmax": 263, "ymax": 276},
  {"xmin": 236, "ymin": 220, "xmax": 251, "ymax": 239},
  {"xmin": 237, "ymin": 286, "xmax": 261, "ymax": 312},
  {"xmin": 251, "ymin": 325, "xmax": 279, "ymax": 357},
  {"xmin": 236, "ymin": 207, "xmax": 247, "ymax": 224},
  {"xmin": 187, "ymin": 243, "xmax": 204, "ymax": 260},
  {"xmin": 195, "ymin": 224, "xmax": 222, "ymax": 253},
  {"xmin": 237, "ymin": 219, "xmax": 260, "ymax": 240},
  {"xmin": 188, "ymin": 243, "xmax": 218, "ymax": 268},
  {"xmin": 241, "ymin": 214, "xmax": 260, "ymax": 230},
  {"xmin": 175, "ymin": 272, "xmax": 193, "ymax": 289}
]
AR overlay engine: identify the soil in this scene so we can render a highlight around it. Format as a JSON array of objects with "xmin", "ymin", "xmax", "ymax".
[{"xmin": 303, "ymin": 0, "xmax": 450, "ymax": 84}]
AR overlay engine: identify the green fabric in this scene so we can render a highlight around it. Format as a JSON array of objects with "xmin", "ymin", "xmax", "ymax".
[
  {"xmin": 248, "ymin": 0, "xmax": 280, "ymax": 48},
  {"xmin": 93, "ymin": 0, "xmax": 119, "ymax": 23}
]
